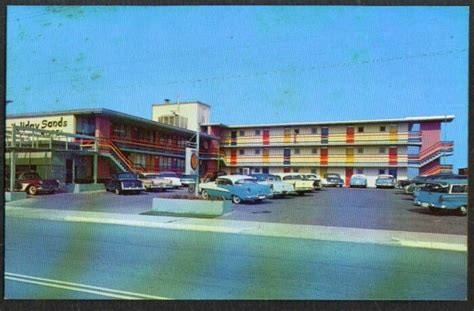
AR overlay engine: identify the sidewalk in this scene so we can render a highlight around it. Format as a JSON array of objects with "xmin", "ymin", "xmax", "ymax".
[{"xmin": 6, "ymin": 206, "xmax": 467, "ymax": 252}]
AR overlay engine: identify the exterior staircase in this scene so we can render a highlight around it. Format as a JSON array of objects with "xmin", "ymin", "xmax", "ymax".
[{"xmin": 97, "ymin": 138, "xmax": 145, "ymax": 174}]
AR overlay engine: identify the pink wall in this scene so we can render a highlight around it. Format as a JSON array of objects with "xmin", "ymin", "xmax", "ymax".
[
  {"xmin": 420, "ymin": 122, "xmax": 440, "ymax": 152},
  {"xmin": 95, "ymin": 116, "xmax": 111, "ymax": 139}
]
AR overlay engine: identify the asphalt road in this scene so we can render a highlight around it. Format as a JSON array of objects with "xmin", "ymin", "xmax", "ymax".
[
  {"xmin": 5, "ymin": 217, "xmax": 467, "ymax": 300},
  {"xmin": 8, "ymin": 187, "xmax": 467, "ymax": 235}
]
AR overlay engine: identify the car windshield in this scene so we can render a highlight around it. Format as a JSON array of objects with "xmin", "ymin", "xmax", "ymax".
[
  {"xmin": 377, "ymin": 177, "xmax": 394, "ymax": 181},
  {"xmin": 326, "ymin": 174, "xmax": 340, "ymax": 179},
  {"xmin": 181, "ymin": 175, "xmax": 196, "ymax": 179},
  {"xmin": 235, "ymin": 178, "xmax": 256, "ymax": 184},
  {"xmin": 117, "ymin": 173, "xmax": 136, "ymax": 179},
  {"xmin": 267, "ymin": 175, "xmax": 280, "ymax": 181},
  {"xmin": 23, "ymin": 173, "xmax": 42, "ymax": 179},
  {"xmin": 143, "ymin": 174, "xmax": 161, "ymax": 179},
  {"xmin": 251, "ymin": 175, "xmax": 266, "ymax": 181}
]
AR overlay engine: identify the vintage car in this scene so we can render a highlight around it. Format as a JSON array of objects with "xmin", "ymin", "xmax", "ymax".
[
  {"xmin": 375, "ymin": 174, "xmax": 396, "ymax": 189},
  {"xmin": 106, "ymin": 172, "xmax": 145, "ymax": 195},
  {"xmin": 250, "ymin": 173, "xmax": 295, "ymax": 198},
  {"xmin": 404, "ymin": 174, "xmax": 466, "ymax": 195},
  {"xmin": 301, "ymin": 174, "xmax": 322, "ymax": 190},
  {"xmin": 414, "ymin": 179, "xmax": 467, "ymax": 216},
  {"xmin": 156, "ymin": 171, "xmax": 182, "ymax": 188},
  {"xmin": 350, "ymin": 174, "xmax": 368, "ymax": 188},
  {"xmin": 199, "ymin": 175, "xmax": 272, "ymax": 204},
  {"xmin": 8, "ymin": 171, "xmax": 60, "ymax": 195},
  {"xmin": 180, "ymin": 174, "xmax": 198, "ymax": 187},
  {"xmin": 273, "ymin": 173, "xmax": 314, "ymax": 195},
  {"xmin": 137, "ymin": 173, "xmax": 173, "ymax": 191},
  {"xmin": 322, "ymin": 173, "xmax": 344, "ymax": 187}
]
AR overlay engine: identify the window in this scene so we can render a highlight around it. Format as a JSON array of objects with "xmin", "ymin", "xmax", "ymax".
[
  {"xmin": 378, "ymin": 169, "xmax": 386, "ymax": 175},
  {"xmin": 451, "ymin": 185, "xmax": 467, "ymax": 193},
  {"xmin": 294, "ymin": 149, "xmax": 300, "ymax": 155},
  {"xmin": 293, "ymin": 168, "xmax": 299, "ymax": 173},
  {"xmin": 255, "ymin": 149, "xmax": 261, "ymax": 155},
  {"xmin": 312, "ymin": 148, "xmax": 318, "ymax": 154},
  {"xmin": 239, "ymin": 149, "xmax": 245, "ymax": 155},
  {"xmin": 311, "ymin": 168, "xmax": 317, "ymax": 174},
  {"xmin": 357, "ymin": 148, "xmax": 364, "ymax": 154},
  {"xmin": 239, "ymin": 130, "xmax": 245, "ymax": 136},
  {"xmin": 254, "ymin": 168, "xmax": 260, "ymax": 173},
  {"xmin": 255, "ymin": 130, "xmax": 261, "ymax": 136},
  {"xmin": 311, "ymin": 128, "xmax": 318, "ymax": 134},
  {"xmin": 358, "ymin": 126, "xmax": 364, "ymax": 133},
  {"xmin": 356, "ymin": 169, "xmax": 364, "ymax": 174},
  {"xmin": 379, "ymin": 147, "xmax": 386, "ymax": 154},
  {"xmin": 380, "ymin": 126, "xmax": 386, "ymax": 132},
  {"xmin": 294, "ymin": 129, "xmax": 300, "ymax": 134}
]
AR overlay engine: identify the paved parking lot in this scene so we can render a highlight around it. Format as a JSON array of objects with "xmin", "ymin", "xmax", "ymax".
[{"xmin": 6, "ymin": 187, "xmax": 467, "ymax": 235}]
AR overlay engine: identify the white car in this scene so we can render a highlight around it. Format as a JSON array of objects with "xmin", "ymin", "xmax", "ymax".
[
  {"xmin": 301, "ymin": 174, "xmax": 322, "ymax": 190},
  {"xmin": 156, "ymin": 172, "xmax": 182, "ymax": 188},
  {"xmin": 273, "ymin": 173, "xmax": 314, "ymax": 195},
  {"xmin": 137, "ymin": 173, "xmax": 173, "ymax": 191},
  {"xmin": 250, "ymin": 173, "xmax": 295, "ymax": 198}
]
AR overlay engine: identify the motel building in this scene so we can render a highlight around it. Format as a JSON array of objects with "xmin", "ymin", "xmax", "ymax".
[{"xmin": 5, "ymin": 100, "xmax": 454, "ymax": 190}]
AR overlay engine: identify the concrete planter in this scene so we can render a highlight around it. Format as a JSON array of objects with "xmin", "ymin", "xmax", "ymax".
[
  {"xmin": 65, "ymin": 183, "xmax": 105, "ymax": 193},
  {"xmin": 5, "ymin": 191, "xmax": 27, "ymax": 202},
  {"xmin": 152, "ymin": 198, "xmax": 232, "ymax": 217}
]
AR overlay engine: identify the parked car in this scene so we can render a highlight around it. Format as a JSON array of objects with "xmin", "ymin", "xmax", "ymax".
[
  {"xmin": 350, "ymin": 174, "xmax": 368, "ymax": 188},
  {"xmin": 322, "ymin": 173, "xmax": 344, "ymax": 187},
  {"xmin": 250, "ymin": 173, "xmax": 295, "ymax": 198},
  {"xmin": 199, "ymin": 175, "xmax": 272, "ymax": 204},
  {"xmin": 301, "ymin": 174, "xmax": 322, "ymax": 190},
  {"xmin": 137, "ymin": 173, "xmax": 173, "ymax": 192},
  {"xmin": 8, "ymin": 171, "xmax": 60, "ymax": 195},
  {"xmin": 404, "ymin": 174, "xmax": 466, "ymax": 195},
  {"xmin": 273, "ymin": 173, "xmax": 314, "ymax": 195},
  {"xmin": 156, "ymin": 172, "xmax": 182, "ymax": 188},
  {"xmin": 180, "ymin": 174, "xmax": 198, "ymax": 187},
  {"xmin": 106, "ymin": 172, "xmax": 144, "ymax": 195},
  {"xmin": 375, "ymin": 175, "xmax": 396, "ymax": 189},
  {"xmin": 414, "ymin": 179, "xmax": 467, "ymax": 216}
]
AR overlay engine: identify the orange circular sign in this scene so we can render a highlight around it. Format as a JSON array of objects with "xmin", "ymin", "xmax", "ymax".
[{"xmin": 191, "ymin": 153, "xmax": 199, "ymax": 170}]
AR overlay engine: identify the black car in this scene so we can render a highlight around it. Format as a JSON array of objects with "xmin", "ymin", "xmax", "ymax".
[
  {"xmin": 323, "ymin": 173, "xmax": 344, "ymax": 187},
  {"xmin": 106, "ymin": 172, "xmax": 145, "ymax": 195}
]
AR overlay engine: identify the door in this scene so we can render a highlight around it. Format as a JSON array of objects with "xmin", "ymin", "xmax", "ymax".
[
  {"xmin": 230, "ymin": 131, "xmax": 237, "ymax": 146},
  {"xmin": 242, "ymin": 167, "xmax": 250, "ymax": 175},
  {"xmin": 389, "ymin": 147, "xmax": 397, "ymax": 165},
  {"xmin": 389, "ymin": 125, "xmax": 398, "ymax": 142},
  {"xmin": 321, "ymin": 127, "xmax": 329, "ymax": 144},
  {"xmin": 345, "ymin": 167, "xmax": 353, "ymax": 187},
  {"xmin": 346, "ymin": 148, "xmax": 354, "ymax": 165},
  {"xmin": 65, "ymin": 159, "xmax": 73, "ymax": 184},
  {"xmin": 283, "ymin": 148, "xmax": 291, "ymax": 165},
  {"xmin": 284, "ymin": 128, "xmax": 291, "ymax": 144},
  {"xmin": 263, "ymin": 148, "xmax": 270, "ymax": 164},
  {"xmin": 230, "ymin": 149, "xmax": 237, "ymax": 165},
  {"xmin": 388, "ymin": 168, "xmax": 398, "ymax": 178},
  {"xmin": 320, "ymin": 148, "xmax": 328, "ymax": 165},
  {"xmin": 346, "ymin": 127, "xmax": 354, "ymax": 144},
  {"xmin": 262, "ymin": 167, "xmax": 269, "ymax": 174},
  {"xmin": 263, "ymin": 129, "xmax": 270, "ymax": 145}
]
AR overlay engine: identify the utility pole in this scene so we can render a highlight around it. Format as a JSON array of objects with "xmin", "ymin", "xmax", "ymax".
[{"xmin": 194, "ymin": 124, "xmax": 200, "ymax": 196}]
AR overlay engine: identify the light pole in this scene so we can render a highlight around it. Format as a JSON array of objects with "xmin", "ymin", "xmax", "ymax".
[{"xmin": 194, "ymin": 123, "xmax": 200, "ymax": 196}]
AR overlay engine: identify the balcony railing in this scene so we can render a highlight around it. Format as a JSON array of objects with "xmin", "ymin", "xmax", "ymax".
[{"xmin": 220, "ymin": 131, "xmax": 421, "ymax": 147}]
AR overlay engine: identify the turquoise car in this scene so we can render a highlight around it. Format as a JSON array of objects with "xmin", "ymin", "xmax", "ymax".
[
  {"xmin": 414, "ymin": 179, "xmax": 468, "ymax": 216},
  {"xmin": 199, "ymin": 175, "xmax": 272, "ymax": 204},
  {"xmin": 350, "ymin": 174, "xmax": 367, "ymax": 188},
  {"xmin": 375, "ymin": 175, "xmax": 396, "ymax": 189}
]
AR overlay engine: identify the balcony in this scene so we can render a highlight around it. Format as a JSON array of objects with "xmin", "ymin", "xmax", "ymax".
[{"xmin": 221, "ymin": 131, "xmax": 422, "ymax": 148}]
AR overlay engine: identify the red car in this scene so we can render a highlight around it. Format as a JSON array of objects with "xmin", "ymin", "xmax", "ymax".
[{"xmin": 10, "ymin": 172, "xmax": 60, "ymax": 195}]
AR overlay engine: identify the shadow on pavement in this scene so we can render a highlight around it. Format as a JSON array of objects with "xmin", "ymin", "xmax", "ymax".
[{"xmin": 407, "ymin": 208, "xmax": 461, "ymax": 217}]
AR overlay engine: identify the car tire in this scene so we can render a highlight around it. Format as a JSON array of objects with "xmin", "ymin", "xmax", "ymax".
[
  {"xmin": 202, "ymin": 190, "xmax": 209, "ymax": 199},
  {"xmin": 49, "ymin": 190, "xmax": 55, "ymax": 194},
  {"xmin": 27, "ymin": 185, "xmax": 38, "ymax": 195},
  {"xmin": 255, "ymin": 199, "xmax": 263, "ymax": 203},
  {"xmin": 115, "ymin": 188, "xmax": 121, "ymax": 195},
  {"xmin": 297, "ymin": 192, "xmax": 304, "ymax": 196},
  {"xmin": 458, "ymin": 206, "xmax": 467, "ymax": 216},
  {"xmin": 232, "ymin": 195, "xmax": 242, "ymax": 204}
]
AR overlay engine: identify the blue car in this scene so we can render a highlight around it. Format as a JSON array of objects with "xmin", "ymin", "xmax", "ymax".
[
  {"xmin": 199, "ymin": 175, "xmax": 272, "ymax": 204},
  {"xmin": 375, "ymin": 175, "xmax": 396, "ymax": 189},
  {"xmin": 350, "ymin": 174, "xmax": 367, "ymax": 188},
  {"xmin": 414, "ymin": 179, "xmax": 467, "ymax": 216}
]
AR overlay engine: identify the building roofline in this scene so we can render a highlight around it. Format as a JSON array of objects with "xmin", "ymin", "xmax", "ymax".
[
  {"xmin": 152, "ymin": 101, "xmax": 211, "ymax": 108},
  {"xmin": 202, "ymin": 115, "xmax": 455, "ymax": 129},
  {"xmin": 6, "ymin": 108, "xmax": 219, "ymax": 139}
]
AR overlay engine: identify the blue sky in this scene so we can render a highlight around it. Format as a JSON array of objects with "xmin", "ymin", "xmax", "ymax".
[{"xmin": 6, "ymin": 6, "xmax": 469, "ymax": 169}]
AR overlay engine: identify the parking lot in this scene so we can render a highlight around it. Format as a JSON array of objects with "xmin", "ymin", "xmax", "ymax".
[{"xmin": 7, "ymin": 186, "xmax": 467, "ymax": 235}]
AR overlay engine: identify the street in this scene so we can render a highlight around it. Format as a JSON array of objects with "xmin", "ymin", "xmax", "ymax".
[{"xmin": 5, "ymin": 217, "xmax": 466, "ymax": 300}]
